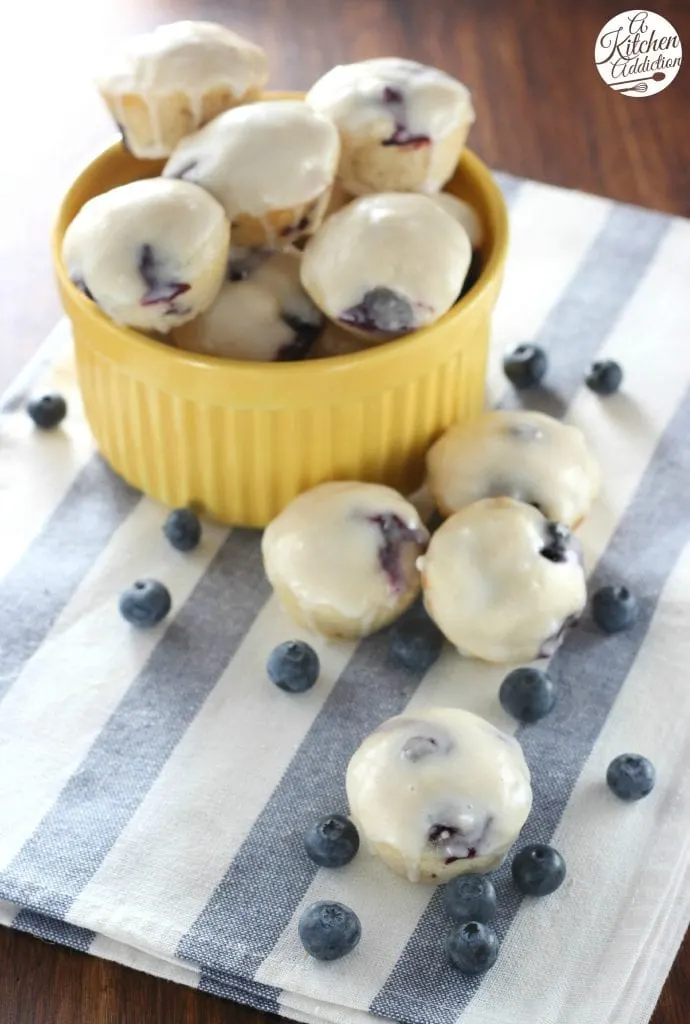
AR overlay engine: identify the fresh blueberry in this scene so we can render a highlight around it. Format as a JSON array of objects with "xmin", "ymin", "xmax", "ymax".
[
  {"xmin": 442, "ymin": 876, "xmax": 497, "ymax": 923},
  {"xmin": 268, "ymin": 640, "xmax": 320, "ymax": 693},
  {"xmin": 119, "ymin": 579, "xmax": 172, "ymax": 628},
  {"xmin": 591, "ymin": 585, "xmax": 637, "ymax": 634},
  {"xmin": 586, "ymin": 360, "xmax": 623, "ymax": 396},
  {"xmin": 445, "ymin": 921, "xmax": 499, "ymax": 974},
  {"xmin": 499, "ymin": 667, "xmax": 556, "ymax": 723},
  {"xmin": 606, "ymin": 753, "xmax": 656, "ymax": 801},
  {"xmin": 27, "ymin": 393, "xmax": 68, "ymax": 429},
  {"xmin": 163, "ymin": 508, "xmax": 202, "ymax": 552},
  {"xmin": 298, "ymin": 901, "xmax": 361, "ymax": 961},
  {"xmin": 389, "ymin": 604, "xmax": 444, "ymax": 673},
  {"xmin": 304, "ymin": 814, "xmax": 360, "ymax": 867},
  {"xmin": 503, "ymin": 344, "xmax": 548, "ymax": 389},
  {"xmin": 512, "ymin": 843, "xmax": 566, "ymax": 896}
]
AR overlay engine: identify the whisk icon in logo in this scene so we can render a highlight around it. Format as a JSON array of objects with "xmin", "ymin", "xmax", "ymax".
[{"xmin": 595, "ymin": 10, "xmax": 682, "ymax": 96}]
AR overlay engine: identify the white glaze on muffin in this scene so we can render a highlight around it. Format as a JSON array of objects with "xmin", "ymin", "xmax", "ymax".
[
  {"xmin": 301, "ymin": 192, "xmax": 472, "ymax": 337},
  {"xmin": 420, "ymin": 497, "xmax": 587, "ymax": 663},
  {"xmin": 62, "ymin": 178, "xmax": 230, "ymax": 333},
  {"xmin": 426, "ymin": 410, "xmax": 600, "ymax": 527},
  {"xmin": 262, "ymin": 481, "xmax": 429, "ymax": 639},
  {"xmin": 347, "ymin": 707, "xmax": 532, "ymax": 883}
]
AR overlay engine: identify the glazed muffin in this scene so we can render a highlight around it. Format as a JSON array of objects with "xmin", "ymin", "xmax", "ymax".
[
  {"xmin": 163, "ymin": 100, "xmax": 340, "ymax": 247},
  {"xmin": 301, "ymin": 193, "xmax": 472, "ymax": 339},
  {"xmin": 174, "ymin": 248, "xmax": 324, "ymax": 361},
  {"xmin": 347, "ymin": 708, "xmax": 532, "ymax": 883},
  {"xmin": 428, "ymin": 192, "xmax": 484, "ymax": 249},
  {"xmin": 262, "ymin": 481, "xmax": 429, "ymax": 639},
  {"xmin": 97, "ymin": 21, "xmax": 269, "ymax": 159},
  {"xmin": 306, "ymin": 58, "xmax": 475, "ymax": 196},
  {"xmin": 62, "ymin": 178, "xmax": 230, "ymax": 333},
  {"xmin": 426, "ymin": 410, "xmax": 600, "ymax": 528},
  {"xmin": 420, "ymin": 498, "xmax": 587, "ymax": 663}
]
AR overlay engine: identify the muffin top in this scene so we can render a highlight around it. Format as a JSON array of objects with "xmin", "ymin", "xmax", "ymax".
[
  {"xmin": 426, "ymin": 410, "xmax": 601, "ymax": 526},
  {"xmin": 346, "ymin": 707, "xmax": 532, "ymax": 882},
  {"xmin": 427, "ymin": 192, "xmax": 484, "ymax": 248},
  {"xmin": 174, "ymin": 249, "xmax": 324, "ymax": 362},
  {"xmin": 62, "ymin": 177, "xmax": 229, "ymax": 332},
  {"xmin": 420, "ymin": 498, "xmax": 587, "ymax": 663},
  {"xmin": 97, "ymin": 21, "xmax": 268, "ymax": 99},
  {"xmin": 163, "ymin": 100, "xmax": 341, "ymax": 217},
  {"xmin": 301, "ymin": 192, "xmax": 472, "ymax": 334},
  {"xmin": 306, "ymin": 58, "xmax": 474, "ymax": 143},
  {"xmin": 262, "ymin": 481, "xmax": 428, "ymax": 621}
]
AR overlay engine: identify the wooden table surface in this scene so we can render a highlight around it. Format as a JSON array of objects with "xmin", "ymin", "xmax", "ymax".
[{"xmin": 1, "ymin": 0, "xmax": 688, "ymax": 1020}]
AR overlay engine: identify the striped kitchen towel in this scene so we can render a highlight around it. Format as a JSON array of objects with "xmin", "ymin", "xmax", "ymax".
[{"xmin": 1, "ymin": 171, "xmax": 689, "ymax": 1024}]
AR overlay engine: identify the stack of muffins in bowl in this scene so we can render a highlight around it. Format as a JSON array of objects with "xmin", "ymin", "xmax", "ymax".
[{"xmin": 54, "ymin": 20, "xmax": 508, "ymax": 526}]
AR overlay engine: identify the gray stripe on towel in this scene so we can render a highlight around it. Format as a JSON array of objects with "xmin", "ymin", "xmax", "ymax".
[
  {"xmin": 180, "ymin": 616, "xmax": 431, "ymax": 978},
  {"xmin": 0, "ymin": 457, "xmax": 140, "ymax": 703},
  {"xmin": 0, "ymin": 530, "xmax": 269, "ymax": 916},
  {"xmin": 12, "ymin": 909, "xmax": 93, "ymax": 952}
]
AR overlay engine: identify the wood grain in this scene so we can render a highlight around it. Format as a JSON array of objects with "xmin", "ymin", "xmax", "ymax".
[{"xmin": 1, "ymin": 0, "xmax": 688, "ymax": 1020}]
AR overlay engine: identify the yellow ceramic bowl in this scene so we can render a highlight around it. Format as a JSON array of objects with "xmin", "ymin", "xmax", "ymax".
[{"xmin": 53, "ymin": 94, "xmax": 508, "ymax": 527}]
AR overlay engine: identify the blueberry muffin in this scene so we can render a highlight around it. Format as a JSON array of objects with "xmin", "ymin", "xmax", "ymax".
[
  {"xmin": 428, "ymin": 192, "xmax": 484, "ymax": 249},
  {"xmin": 164, "ymin": 100, "xmax": 340, "ymax": 247},
  {"xmin": 306, "ymin": 58, "xmax": 474, "ymax": 196},
  {"xmin": 262, "ymin": 481, "xmax": 429, "ymax": 639},
  {"xmin": 97, "ymin": 21, "xmax": 269, "ymax": 159},
  {"xmin": 420, "ymin": 498, "xmax": 587, "ymax": 663},
  {"xmin": 174, "ymin": 249, "xmax": 324, "ymax": 361},
  {"xmin": 347, "ymin": 707, "xmax": 532, "ymax": 883},
  {"xmin": 62, "ymin": 178, "xmax": 230, "ymax": 333},
  {"xmin": 301, "ymin": 193, "xmax": 472, "ymax": 339},
  {"xmin": 426, "ymin": 410, "xmax": 600, "ymax": 528}
]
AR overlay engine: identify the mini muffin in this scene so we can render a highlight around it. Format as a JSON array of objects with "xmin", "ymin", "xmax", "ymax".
[
  {"xmin": 163, "ymin": 100, "xmax": 340, "ymax": 247},
  {"xmin": 174, "ymin": 249, "xmax": 324, "ymax": 361},
  {"xmin": 347, "ymin": 708, "xmax": 532, "ymax": 883},
  {"xmin": 420, "ymin": 498, "xmax": 587, "ymax": 663},
  {"xmin": 306, "ymin": 58, "xmax": 475, "ymax": 196},
  {"xmin": 97, "ymin": 21, "xmax": 269, "ymax": 159},
  {"xmin": 426, "ymin": 410, "xmax": 600, "ymax": 528},
  {"xmin": 428, "ymin": 192, "xmax": 484, "ymax": 249},
  {"xmin": 301, "ymin": 193, "xmax": 472, "ymax": 339},
  {"xmin": 262, "ymin": 481, "xmax": 429, "ymax": 639},
  {"xmin": 62, "ymin": 178, "xmax": 230, "ymax": 334}
]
